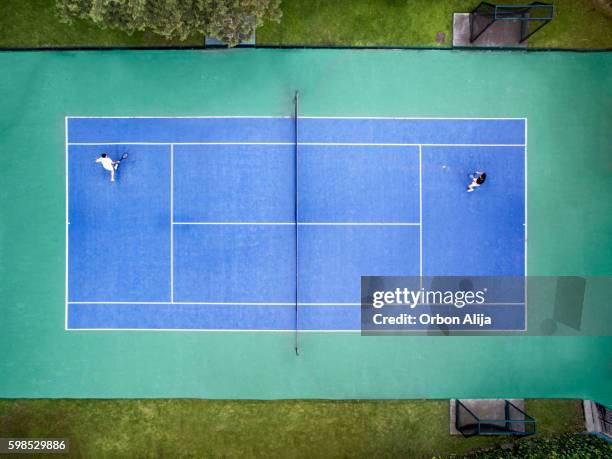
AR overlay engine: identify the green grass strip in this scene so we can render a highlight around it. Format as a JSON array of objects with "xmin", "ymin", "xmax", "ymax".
[{"xmin": 0, "ymin": 399, "xmax": 584, "ymax": 457}]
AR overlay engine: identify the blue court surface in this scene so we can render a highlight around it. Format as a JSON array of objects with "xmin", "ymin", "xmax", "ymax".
[{"xmin": 66, "ymin": 117, "xmax": 526, "ymax": 331}]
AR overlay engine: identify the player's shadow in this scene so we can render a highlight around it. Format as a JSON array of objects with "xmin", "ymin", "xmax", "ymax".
[{"xmin": 539, "ymin": 277, "xmax": 586, "ymax": 336}]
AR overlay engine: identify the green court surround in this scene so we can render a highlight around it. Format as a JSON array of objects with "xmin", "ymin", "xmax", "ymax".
[{"xmin": 0, "ymin": 49, "xmax": 610, "ymax": 404}]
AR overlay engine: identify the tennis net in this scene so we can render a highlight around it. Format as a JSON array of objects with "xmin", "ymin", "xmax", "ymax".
[{"xmin": 294, "ymin": 90, "xmax": 300, "ymax": 356}]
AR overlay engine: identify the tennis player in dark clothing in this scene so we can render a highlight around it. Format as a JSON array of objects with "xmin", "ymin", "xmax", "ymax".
[{"xmin": 466, "ymin": 171, "xmax": 486, "ymax": 192}]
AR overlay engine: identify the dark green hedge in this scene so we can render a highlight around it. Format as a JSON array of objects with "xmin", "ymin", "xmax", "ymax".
[{"xmin": 443, "ymin": 434, "xmax": 612, "ymax": 458}]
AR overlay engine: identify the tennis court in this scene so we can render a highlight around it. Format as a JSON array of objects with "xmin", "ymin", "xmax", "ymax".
[
  {"xmin": 1, "ymin": 49, "xmax": 610, "ymax": 403},
  {"xmin": 66, "ymin": 116, "xmax": 525, "ymax": 331}
]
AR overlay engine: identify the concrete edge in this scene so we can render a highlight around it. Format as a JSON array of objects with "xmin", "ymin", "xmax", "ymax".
[{"xmin": 584, "ymin": 400, "xmax": 604, "ymax": 433}]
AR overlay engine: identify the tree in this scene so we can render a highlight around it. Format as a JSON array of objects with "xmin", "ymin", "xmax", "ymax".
[{"xmin": 56, "ymin": 0, "xmax": 282, "ymax": 46}]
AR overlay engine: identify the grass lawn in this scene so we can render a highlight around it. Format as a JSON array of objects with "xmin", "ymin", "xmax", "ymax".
[
  {"xmin": 1, "ymin": 0, "xmax": 610, "ymax": 48},
  {"xmin": 0, "ymin": 399, "xmax": 584, "ymax": 457},
  {"xmin": 0, "ymin": 0, "xmax": 201, "ymax": 47},
  {"xmin": 258, "ymin": 0, "xmax": 612, "ymax": 48}
]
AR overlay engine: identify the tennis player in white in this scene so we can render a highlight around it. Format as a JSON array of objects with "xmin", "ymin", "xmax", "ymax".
[
  {"xmin": 96, "ymin": 153, "xmax": 120, "ymax": 182},
  {"xmin": 467, "ymin": 171, "xmax": 487, "ymax": 193}
]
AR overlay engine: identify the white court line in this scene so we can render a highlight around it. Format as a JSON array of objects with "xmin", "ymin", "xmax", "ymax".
[
  {"xmin": 67, "ymin": 301, "xmax": 525, "ymax": 306},
  {"xmin": 65, "ymin": 117, "xmax": 69, "ymax": 330},
  {"xmin": 170, "ymin": 144, "xmax": 174, "ymax": 303},
  {"xmin": 302, "ymin": 143, "xmax": 525, "ymax": 147},
  {"xmin": 173, "ymin": 222, "xmax": 421, "ymax": 226},
  {"xmin": 419, "ymin": 145, "xmax": 423, "ymax": 279},
  {"xmin": 299, "ymin": 222, "xmax": 420, "ymax": 226},
  {"xmin": 66, "ymin": 328, "xmax": 360, "ymax": 333},
  {"xmin": 524, "ymin": 118, "xmax": 529, "ymax": 331},
  {"xmin": 419, "ymin": 144, "xmax": 524, "ymax": 147},
  {"xmin": 66, "ymin": 116, "xmax": 526, "ymax": 120},
  {"xmin": 68, "ymin": 301, "xmax": 295, "ymax": 305},
  {"xmin": 298, "ymin": 302, "xmax": 526, "ymax": 306},
  {"xmin": 67, "ymin": 302, "xmax": 358, "ymax": 306},
  {"xmin": 300, "ymin": 116, "xmax": 528, "ymax": 120},
  {"xmin": 70, "ymin": 301, "xmax": 172, "ymax": 305},
  {"xmin": 173, "ymin": 221, "xmax": 294, "ymax": 225},
  {"xmin": 67, "ymin": 302, "xmax": 346, "ymax": 306},
  {"xmin": 67, "ymin": 142, "xmax": 294, "ymax": 146},
  {"xmin": 65, "ymin": 328, "xmax": 523, "ymax": 333},
  {"xmin": 67, "ymin": 116, "xmax": 293, "ymax": 119},
  {"xmin": 67, "ymin": 142, "xmax": 524, "ymax": 147}
]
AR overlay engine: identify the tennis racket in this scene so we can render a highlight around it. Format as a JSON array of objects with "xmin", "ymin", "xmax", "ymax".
[{"xmin": 115, "ymin": 152, "xmax": 128, "ymax": 168}]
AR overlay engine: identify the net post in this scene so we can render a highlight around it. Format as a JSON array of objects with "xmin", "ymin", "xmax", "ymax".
[{"xmin": 294, "ymin": 90, "xmax": 300, "ymax": 356}]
